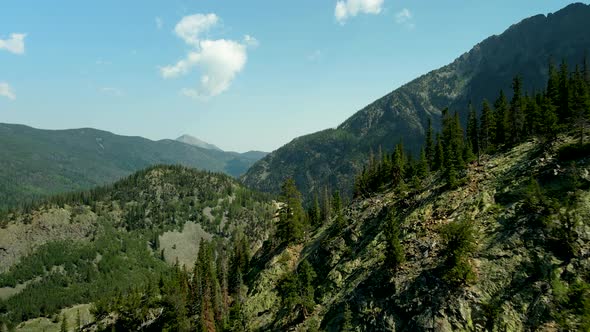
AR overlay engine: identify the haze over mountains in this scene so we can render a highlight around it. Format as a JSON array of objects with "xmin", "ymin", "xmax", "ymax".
[
  {"xmin": 176, "ymin": 134, "xmax": 223, "ymax": 151},
  {"xmin": 0, "ymin": 123, "xmax": 266, "ymax": 208},
  {"xmin": 242, "ymin": 2, "xmax": 590, "ymax": 199}
]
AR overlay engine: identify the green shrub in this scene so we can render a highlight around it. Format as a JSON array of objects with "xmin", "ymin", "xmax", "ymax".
[{"xmin": 440, "ymin": 219, "xmax": 477, "ymax": 285}]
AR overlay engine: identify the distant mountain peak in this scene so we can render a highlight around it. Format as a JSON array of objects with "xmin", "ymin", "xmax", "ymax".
[{"xmin": 176, "ymin": 134, "xmax": 222, "ymax": 151}]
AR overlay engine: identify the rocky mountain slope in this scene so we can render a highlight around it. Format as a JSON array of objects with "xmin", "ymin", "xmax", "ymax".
[
  {"xmin": 0, "ymin": 123, "xmax": 266, "ymax": 208},
  {"xmin": 0, "ymin": 165, "xmax": 275, "ymax": 330},
  {"xmin": 242, "ymin": 135, "xmax": 590, "ymax": 331},
  {"xmin": 242, "ymin": 3, "xmax": 590, "ymax": 199}
]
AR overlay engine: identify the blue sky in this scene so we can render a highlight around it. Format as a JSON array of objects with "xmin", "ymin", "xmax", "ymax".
[{"xmin": 0, "ymin": 0, "xmax": 585, "ymax": 152}]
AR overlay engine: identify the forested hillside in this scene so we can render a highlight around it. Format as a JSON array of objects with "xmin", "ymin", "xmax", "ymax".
[
  {"xmin": 0, "ymin": 124, "xmax": 266, "ymax": 209},
  {"xmin": 232, "ymin": 60, "xmax": 590, "ymax": 330},
  {"xmin": 0, "ymin": 166, "xmax": 275, "ymax": 331},
  {"xmin": 242, "ymin": 3, "xmax": 590, "ymax": 200}
]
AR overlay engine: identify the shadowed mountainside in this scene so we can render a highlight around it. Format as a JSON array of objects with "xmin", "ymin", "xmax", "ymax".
[{"xmin": 242, "ymin": 3, "xmax": 590, "ymax": 199}]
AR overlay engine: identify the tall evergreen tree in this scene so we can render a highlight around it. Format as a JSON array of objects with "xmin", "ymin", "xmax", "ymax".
[
  {"xmin": 60, "ymin": 314, "xmax": 68, "ymax": 332},
  {"xmin": 76, "ymin": 309, "xmax": 81, "ymax": 331},
  {"xmin": 479, "ymin": 99, "xmax": 495, "ymax": 153},
  {"xmin": 297, "ymin": 260, "xmax": 317, "ymax": 317},
  {"xmin": 425, "ymin": 118, "xmax": 435, "ymax": 168},
  {"xmin": 417, "ymin": 148, "xmax": 429, "ymax": 178},
  {"xmin": 507, "ymin": 76, "xmax": 526, "ymax": 145},
  {"xmin": 333, "ymin": 190, "xmax": 345, "ymax": 227},
  {"xmin": 466, "ymin": 102, "xmax": 479, "ymax": 157},
  {"xmin": 452, "ymin": 112, "xmax": 466, "ymax": 169},
  {"xmin": 332, "ymin": 190, "xmax": 342, "ymax": 214},
  {"xmin": 558, "ymin": 60, "xmax": 572, "ymax": 122},
  {"xmin": 444, "ymin": 146, "xmax": 460, "ymax": 189},
  {"xmin": 571, "ymin": 65, "xmax": 590, "ymax": 144},
  {"xmin": 539, "ymin": 94, "xmax": 558, "ymax": 141},
  {"xmin": 342, "ymin": 303, "xmax": 353, "ymax": 332},
  {"xmin": 278, "ymin": 178, "xmax": 305, "ymax": 244},
  {"xmin": 322, "ymin": 186, "xmax": 332, "ymax": 223},
  {"xmin": 493, "ymin": 90, "xmax": 508, "ymax": 146},
  {"xmin": 440, "ymin": 109, "xmax": 464, "ymax": 187},
  {"xmin": 309, "ymin": 194, "xmax": 322, "ymax": 227},
  {"xmin": 433, "ymin": 133, "xmax": 444, "ymax": 171},
  {"xmin": 384, "ymin": 213, "xmax": 405, "ymax": 270},
  {"xmin": 547, "ymin": 58, "xmax": 560, "ymax": 106},
  {"xmin": 277, "ymin": 260, "xmax": 317, "ymax": 319},
  {"xmin": 523, "ymin": 94, "xmax": 541, "ymax": 136},
  {"xmin": 391, "ymin": 142, "xmax": 405, "ymax": 185}
]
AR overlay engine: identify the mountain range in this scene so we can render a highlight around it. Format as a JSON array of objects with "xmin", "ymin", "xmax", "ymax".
[
  {"xmin": 242, "ymin": 2, "xmax": 590, "ymax": 199},
  {"xmin": 0, "ymin": 123, "xmax": 266, "ymax": 208}
]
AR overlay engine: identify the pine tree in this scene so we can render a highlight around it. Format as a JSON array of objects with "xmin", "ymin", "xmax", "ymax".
[
  {"xmin": 507, "ymin": 76, "xmax": 526, "ymax": 146},
  {"xmin": 570, "ymin": 65, "xmax": 590, "ymax": 144},
  {"xmin": 60, "ymin": 313, "xmax": 68, "ymax": 332},
  {"xmin": 332, "ymin": 190, "xmax": 342, "ymax": 214},
  {"xmin": 452, "ymin": 112, "xmax": 466, "ymax": 169},
  {"xmin": 547, "ymin": 58, "xmax": 560, "ymax": 107},
  {"xmin": 278, "ymin": 178, "xmax": 305, "ymax": 244},
  {"xmin": 440, "ymin": 219, "xmax": 477, "ymax": 285},
  {"xmin": 309, "ymin": 194, "xmax": 322, "ymax": 227},
  {"xmin": 277, "ymin": 260, "xmax": 317, "ymax": 319},
  {"xmin": 479, "ymin": 99, "xmax": 495, "ymax": 153},
  {"xmin": 391, "ymin": 142, "xmax": 405, "ymax": 185},
  {"xmin": 493, "ymin": 90, "xmax": 508, "ymax": 146},
  {"xmin": 384, "ymin": 213, "xmax": 405, "ymax": 270},
  {"xmin": 425, "ymin": 118, "xmax": 435, "ymax": 168},
  {"xmin": 417, "ymin": 148, "xmax": 429, "ymax": 178},
  {"xmin": 539, "ymin": 94, "xmax": 558, "ymax": 141},
  {"xmin": 463, "ymin": 140, "xmax": 476, "ymax": 164},
  {"xmin": 445, "ymin": 147, "xmax": 459, "ymax": 189},
  {"xmin": 195, "ymin": 241, "xmax": 218, "ymax": 332},
  {"xmin": 341, "ymin": 303, "xmax": 353, "ymax": 332},
  {"xmin": 466, "ymin": 102, "xmax": 479, "ymax": 157},
  {"xmin": 557, "ymin": 60, "xmax": 572, "ymax": 123},
  {"xmin": 76, "ymin": 309, "xmax": 81, "ymax": 331},
  {"xmin": 439, "ymin": 109, "xmax": 465, "ymax": 187},
  {"xmin": 333, "ymin": 190, "xmax": 345, "ymax": 227},
  {"xmin": 297, "ymin": 260, "xmax": 317, "ymax": 317},
  {"xmin": 433, "ymin": 133, "xmax": 444, "ymax": 171},
  {"xmin": 322, "ymin": 186, "xmax": 332, "ymax": 223}
]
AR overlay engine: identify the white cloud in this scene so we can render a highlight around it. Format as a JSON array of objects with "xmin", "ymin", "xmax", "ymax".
[
  {"xmin": 161, "ymin": 14, "xmax": 254, "ymax": 98},
  {"xmin": 100, "ymin": 87, "xmax": 123, "ymax": 97},
  {"xmin": 0, "ymin": 33, "xmax": 26, "ymax": 54},
  {"xmin": 174, "ymin": 13, "xmax": 219, "ymax": 46},
  {"xmin": 0, "ymin": 82, "xmax": 16, "ymax": 100},
  {"xmin": 334, "ymin": 0, "xmax": 384, "ymax": 24},
  {"xmin": 395, "ymin": 8, "xmax": 415, "ymax": 28},
  {"xmin": 164, "ymin": 39, "xmax": 247, "ymax": 97},
  {"xmin": 155, "ymin": 17, "xmax": 163, "ymax": 29}
]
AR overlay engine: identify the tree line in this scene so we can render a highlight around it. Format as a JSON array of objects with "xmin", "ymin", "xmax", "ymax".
[{"xmin": 354, "ymin": 57, "xmax": 590, "ymax": 196}]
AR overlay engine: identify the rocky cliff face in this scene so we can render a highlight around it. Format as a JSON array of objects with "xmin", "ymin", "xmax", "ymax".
[
  {"xmin": 242, "ymin": 3, "xmax": 590, "ymax": 199},
  {"xmin": 242, "ymin": 135, "xmax": 590, "ymax": 331}
]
